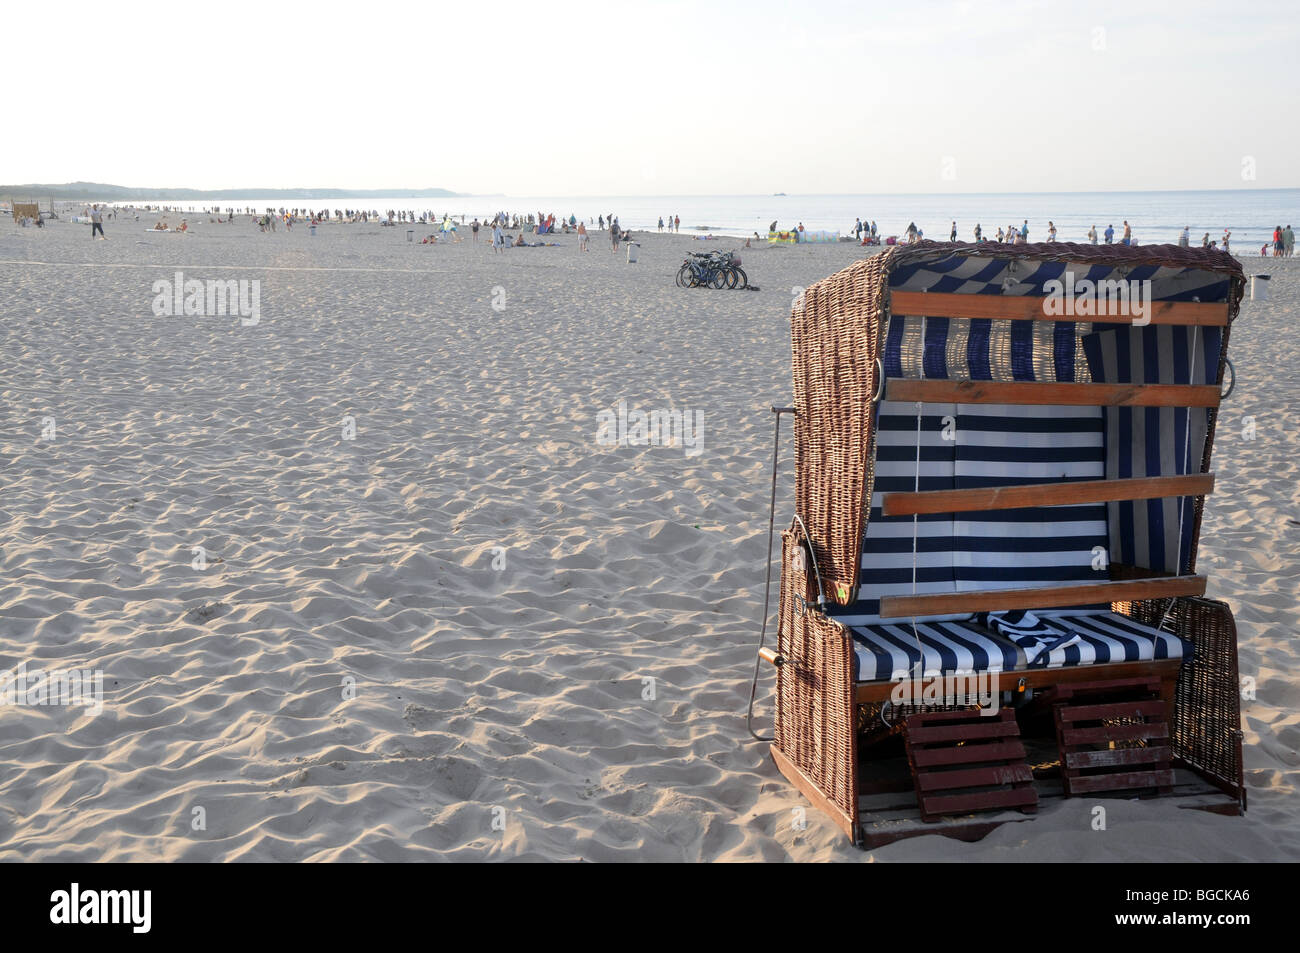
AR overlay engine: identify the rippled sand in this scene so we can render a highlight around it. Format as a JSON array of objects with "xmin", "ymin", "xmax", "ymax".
[{"xmin": 0, "ymin": 218, "xmax": 1295, "ymax": 860}]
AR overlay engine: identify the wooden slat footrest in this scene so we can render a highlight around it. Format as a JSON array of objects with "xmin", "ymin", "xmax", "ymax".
[
  {"xmin": 1045, "ymin": 676, "xmax": 1162, "ymax": 705},
  {"xmin": 903, "ymin": 709, "xmax": 1038, "ymax": 823},
  {"xmin": 1055, "ymin": 696, "xmax": 1174, "ymax": 798}
]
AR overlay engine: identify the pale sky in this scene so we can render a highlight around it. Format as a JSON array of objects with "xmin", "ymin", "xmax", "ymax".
[{"xmin": 6, "ymin": 0, "xmax": 1297, "ymax": 195}]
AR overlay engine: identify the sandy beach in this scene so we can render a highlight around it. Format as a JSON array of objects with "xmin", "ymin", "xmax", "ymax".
[{"xmin": 0, "ymin": 215, "xmax": 1296, "ymax": 861}]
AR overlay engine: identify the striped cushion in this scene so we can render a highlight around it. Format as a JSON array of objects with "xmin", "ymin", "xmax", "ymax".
[
  {"xmin": 852, "ymin": 400, "xmax": 957, "ymax": 623},
  {"xmin": 848, "ymin": 611, "xmax": 1189, "ymax": 683},
  {"xmin": 953, "ymin": 404, "xmax": 1110, "ymax": 593},
  {"xmin": 1021, "ymin": 611, "xmax": 1191, "ymax": 669},
  {"xmin": 848, "ymin": 619, "xmax": 1025, "ymax": 683}
]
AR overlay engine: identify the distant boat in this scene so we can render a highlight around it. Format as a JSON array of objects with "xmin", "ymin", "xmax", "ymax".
[{"xmin": 773, "ymin": 192, "xmax": 787, "ymax": 196}]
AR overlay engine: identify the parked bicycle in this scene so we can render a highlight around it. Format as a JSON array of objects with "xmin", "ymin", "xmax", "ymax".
[{"xmin": 675, "ymin": 250, "xmax": 748, "ymax": 289}]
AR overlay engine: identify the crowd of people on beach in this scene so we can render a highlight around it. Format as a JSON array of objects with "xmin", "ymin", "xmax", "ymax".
[
  {"xmin": 850, "ymin": 217, "xmax": 1283, "ymax": 254},
  {"xmin": 29, "ymin": 200, "xmax": 1291, "ymax": 260},
  {"xmin": 465, "ymin": 210, "xmax": 635, "ymax": 254},
  {"xmin": 1263, "ymin": 225, "xmax": 1295, "ymax": 257}
]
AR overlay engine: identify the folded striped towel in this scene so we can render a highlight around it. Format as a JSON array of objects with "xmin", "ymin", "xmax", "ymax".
[{"xmin": 982, "ymin": 610, "xmax": 1081, "ymax": 667}]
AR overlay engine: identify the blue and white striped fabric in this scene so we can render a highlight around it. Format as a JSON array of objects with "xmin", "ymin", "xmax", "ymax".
[
  {"xmin": 888, "ymin": 255, "xmax": 1232, "ymax": 303},
  {"xmin": 983, "ymin": 610, "xmax": 1082, "ymax": 667},
  {"xmin": 847, "ymin": 619, "xmax": 1025, "ymax": 682},
  {"xmin": 847, "ymin": 610, "xmax": 1189, "ymax": 683},
  {"xmin": 882, "ymin": 313, "xmax": 1091, "ymax": 383},
  {"xmin": 953, "ymin": 404, "xmax": 1110, "ymax": 592},
  {"xmin": 883, "ymin": 257, "xmax": 1229, "ymax": 387},
  {"xmin": 841, "ymin": 400, "xmax": 958, "ymax": 625},
  {"xmin": 1082, "ymin": 324, "xmax": 1222, "ymax": 574},
  {"xmin": 1018, "ymin": 610, "xmax": 1191, "ymax": 668}
]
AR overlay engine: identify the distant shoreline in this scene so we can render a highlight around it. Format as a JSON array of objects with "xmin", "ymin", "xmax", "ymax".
[{"xmin": 0, "ymin": 182, "xmax": 475, "ymax": 201}]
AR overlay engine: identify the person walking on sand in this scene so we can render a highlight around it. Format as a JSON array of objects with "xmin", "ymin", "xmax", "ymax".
[
  {"xmin": 1088, "ymin": 224, "xmax": 1098, "ymax": 244},
  {"xmin": 658, "ymin": 216, "xmax": 664, "ymax": 233},
  {"xmin": 578, "ymin": 220, "xmax": 588, "ymax": 251},
  {"xmin": 1047, "ymin": 221, "xmax": 1057, "ymax": 242},
  {"xmin": 674, "ymin": 214, "xmax": 679, "ymax": 233},
  {"xmin": 471, "ymin": 218, "xmax": 480, "ymax": 242},
  {"xmin": 1121, "ymin": 221, "xmax": 1132, "ymax": 245},
  {"xmin": 90, "ymin": 204, "xmax": 106, "ymax": 240},
  {"xmin": 1222, "ymin": 229, "xmax": 1231, "ymax": 253},
  {"xmin": 611, "ymin": 218, "xmax": 621, "ymax": 253},
  {"xmin": 1179, "ymin": 225, "xmax": 1190, "ymax": 248},
  {"xmin": 1104, "ymin": 223, "xmax": 1115, "ymax": 244},
  {"xmin": 1285, "ymin": 224, "xmax": 1294, "ymax": 258},
  {"xmin": 950, "ymin": 221, "xmax": 957, "ymax": 242},
  {"xmin": 492, "ymin": 222, "xmax": 505, "ymax": 253}
]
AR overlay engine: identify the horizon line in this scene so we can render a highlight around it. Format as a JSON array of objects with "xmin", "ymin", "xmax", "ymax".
[{"xmin": 12, "ymin": 183, "xmax": 1300, "ymax": 200}]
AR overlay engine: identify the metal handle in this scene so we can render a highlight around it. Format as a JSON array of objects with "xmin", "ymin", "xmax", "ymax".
[{"xmin": 1220, "ymin": 357, "xmax": 1236, "ymax": 400}]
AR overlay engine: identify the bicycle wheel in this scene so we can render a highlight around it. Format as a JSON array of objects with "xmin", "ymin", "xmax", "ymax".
[
  {"xmin": 732, "ymin": 266, "xmax": 748, "ymax": 289},
  {"xmin": 724, "ymin": 266, "xmax": 739, "ymax": 289},
  {"xmin": 710, "ymin": 269, "xmax": 728, "ymax": 290},
  {"xmin": 676, "ymin": 263, "xmax": 692, "ymax": 287}
]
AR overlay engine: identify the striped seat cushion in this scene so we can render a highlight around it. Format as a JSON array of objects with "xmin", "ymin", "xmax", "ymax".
[
  {"xmin": 848, "ymin": 619, "xmax": 1025, "ymax": 683},
  {"xmin": 1029, "ymin": 613, "xmax": 1190, "ymax": 665},
  {"xmin": 1012, "ymin": 610, "xmax": 1191, "ymax": 669},
  {"xmin": 848, "ymin": 611, "xmax": 1189, "ymax": 683},
  {"xmin": 953, "ymin": 404, "xmax": 1110, "ymax": 593}
]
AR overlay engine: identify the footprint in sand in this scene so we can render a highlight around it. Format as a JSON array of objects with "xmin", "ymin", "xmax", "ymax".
[{"xmin": 184, "ymin": 601, "xmax": 232, "ymax": 624}]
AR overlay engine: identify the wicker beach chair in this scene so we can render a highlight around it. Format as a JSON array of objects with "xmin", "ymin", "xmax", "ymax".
[{"xmin": 759, "ymin": 241, "xmax": 1247, "ymax": 845}]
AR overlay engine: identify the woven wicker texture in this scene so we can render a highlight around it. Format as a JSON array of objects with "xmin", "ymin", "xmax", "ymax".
[
  {"xmin": 1118, "ymin": 596, "xmax": 1245, "ymax": 806},
  {"xmin": 776, "ymin": 527, "xmax": 858, "ymax": 825}
]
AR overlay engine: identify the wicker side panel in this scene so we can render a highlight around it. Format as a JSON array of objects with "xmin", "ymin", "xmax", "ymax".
[
  {"xmin": 775, "ymin": 528, "xmax": 859, "ymax": 824},
  {"xmin": 790, "ymin": 252, "xmax": 891, "ymax": 605},
  {"xmin": 1118, "ymin": 596, "xmax": 1245, "ymax": 807}
]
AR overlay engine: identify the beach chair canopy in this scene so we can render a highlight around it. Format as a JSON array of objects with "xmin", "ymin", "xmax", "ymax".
[{"xmin": 790, "ymin": 241, "xmax": 1245, "ymax": 610}]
